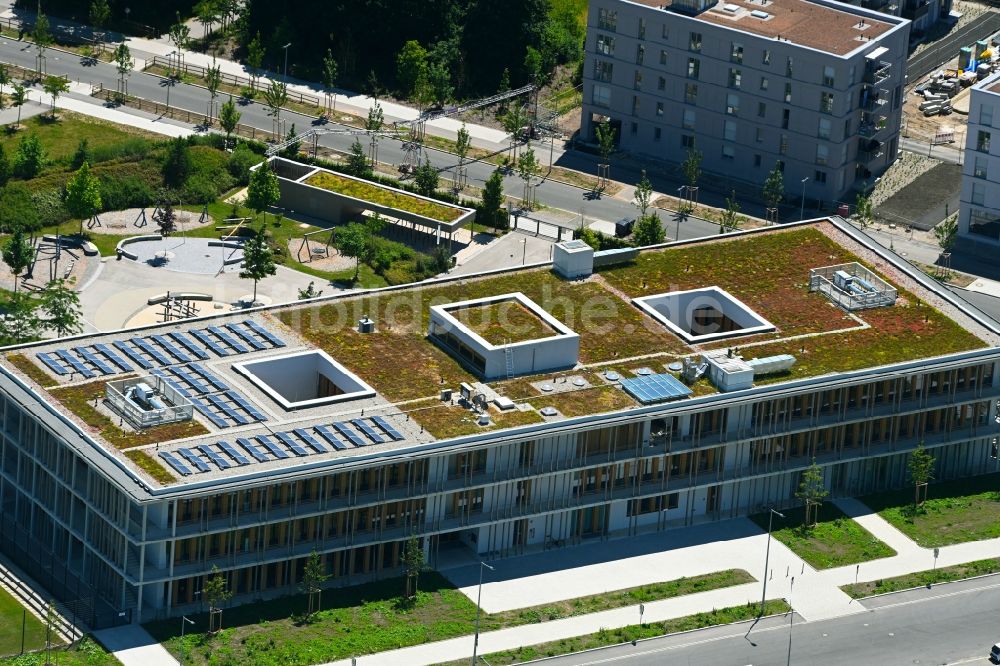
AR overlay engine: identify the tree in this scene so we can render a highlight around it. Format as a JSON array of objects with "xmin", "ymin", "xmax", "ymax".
[
  {"xmin": 162, "ymin": 137, "xmax": 192, "ymax": 186},
  {"xmin": 281, "ymin": 123, "xmax": 300, "ymax": 158},
  {"xmin": 3, "ymin": 226, "xmax": 33, "ymax": 292},
  {"xmin": 0, "ymin": 144, "xmax": 11, "ymax": 186},
  {"xmin": 113, "ymin": 43, "xmax": 134, "ymax": 101},
  {"xmin": 71, "ymin": 139, "xmax": 91, "ymax": 171},
  {"xmin": 246, "ymin": 161, "xmax": 280, "ymax": 224},
  {"xmin": 246, "ymin": 32, "xmax": 265, "ymax": 93},
  {"xmin": 203, "ymin": 565, "xmax": 233, "ymax": 633},
  {"xmin": 321, "ymin": 49, "xmax": 338, "ymax": 114},
  {"xmin": 497, "ymin": 67, "xmax": 511, "ymax": 113},
  {"xmin": 335, "ymin": 222, "xmax": 371, "ymax": 281},
  {"xmin": 594, "ymin": 119, "xmax": 616, "ymax": 188},
  {"xmin": 65, "ymin": 162, "xmax": 103, "ymax": 234},
  {"xmin": 795, "ymin": 458, "xmax": 828, "ymax": 527},
  {"xmin": 89, "ymin": 0, "xmax": 110, "ymax": 38},
  {"xmin": 219, "ymin": 95, "xmax": 241, "ymax": 145},
  {"xmin": 205, "ymin": 59, "xmax": 222, "ymax": 122},
  {"xmin": 455, "ymin": 123, "xmax": 471, "ymax": 191},
  {"xmin": 516, "ymin": 145, "xmax": 539, "ymax": 208},
  {"xmin": 502, "ymin": 104, "xmax": 526, "ymax": 163},
  {"xmin": 346, "ymin": 139, "xmax": 371, "ymax": 178},
  {"xmin": 0, "ymin": 65, "xmax": 10, "ymax": 110},
  {"xmin": 38, "ymin": 279, "xmax": 82, "ymax": 338},
  {"xmin": 414, "ymin": 157, "xmax": 439, "ymax": 197},
  {"xmin": 366, "ymin": 69, "xmax": 382, "ymax": 102},
  {"xmin": 763, "ymin": 164, "xmax": 785, "ymax": 221},
  {"xmin": 0, "ymin": 183, "xmax": 40, "ymax": 233},
  {"xmin": 908, "ymin": 443, "xmax": 935, "ymax": 510},
  {"xmin": 195, "ymin": 0, "xmax": 220, "ymax": 40},
  {"xmin": 33, "ymin": 10, "xmax": 52, "ymax": 80},
  {"xmin": 633, "ymin": 170, "xmax": 653, "ymax": 219},
  {"xmin": 300, "ymin": 550, "xmax": 330, "ymax": 618},
  {"xmin": 427, "ymin": 61, "xmax": 453, "ymax": 107},
  {"xmin": 155, "ymin": 203, "xmax": 177, "ymax": 235},
  {"xmin": 681, "ymin": 148, "xmax": 702, "ymax": 211},
  {"xmin": 262, "ymin": 79, "xmax": 288, "ymax": 139},
  {"xmin": 396, "ymin": 40, "xmax": 428, "ymax": 97},
  {"xmin": 719, "ymin": 191, "xmax": 745, "ymax": 234},
  {"xmin": 13, "ymin": 133, "xmax": 45, "ymax": 179},
  {"xmin": 855, "ymin": 192, "xmax": 873, "ymax": 230},
  {"xmin": 633, "ymin": 213, "xmax": 665, "ymax": 246},
  {"xmin": 167, "ymin": 13, "xmax": 190, "ymax": 75},
  {"xmin": 0, "ymin": 290, "xmax": 40, "ymax": 345},
  {"xmin": 42, "ymin": 76, "xmax": 68, "ymax": 119},
  {"xmin": 401, "ymin": 535, "xmax": 424, "ymax": 600},
  {"xmin": 239, "ymin": 225, "xmax": 276, "ymax": 303},
  {"xmin": 365, "ymin": 101, "xmax": 384, "ymax": 167},
  {"xmin": 10, "ymin": 83, "xmax": 26, "ymax": 128},
  {"xmin": 481, "ymin": 169, "xmax": 506, "ymax": 232},
  {"xmin": 935, "ymin": 214, "xmax": 958, "ymax": 253}
]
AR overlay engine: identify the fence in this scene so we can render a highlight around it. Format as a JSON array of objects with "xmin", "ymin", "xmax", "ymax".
[
  {"xmin": 809, "ymin": 262, "xmax": 898, "ymax": 311},
  {"xmin": 145, "ymin": 55, "xmax": 322, "ymax": 108},
  {"xmin": 0, "ymin": 58, "xmax": 70, "ymax": 85}
]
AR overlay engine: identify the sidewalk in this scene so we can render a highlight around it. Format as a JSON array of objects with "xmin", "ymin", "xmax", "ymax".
[{"xmin": 92, "ymin": 625, "xmax": 177, "ymax": 666}]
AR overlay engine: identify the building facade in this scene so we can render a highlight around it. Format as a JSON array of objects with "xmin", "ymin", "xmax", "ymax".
[
  {"xmin": 579, "ymin": 0, "xmax": 910, "ymax": 206},
  {"xmin": 959, "ymin": 72, "xmax": 1000, "ymax": 255}
]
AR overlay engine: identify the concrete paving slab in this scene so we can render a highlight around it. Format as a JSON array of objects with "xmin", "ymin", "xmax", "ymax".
[{"xmin": 93, "ymin": 625, "xmax": 178, "ymax": 666}]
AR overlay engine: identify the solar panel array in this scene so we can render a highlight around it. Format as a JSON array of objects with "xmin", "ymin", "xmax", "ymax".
[
  {"xmin": 619, "ymin": 373, "xmax": 693, "ymax": 405},
  {"xmin": 159, "ymin": 417, "xmax": 407, "ymax": 476}
]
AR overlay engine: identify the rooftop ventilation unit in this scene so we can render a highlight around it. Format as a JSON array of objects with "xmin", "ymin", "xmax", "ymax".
[
  {"xmin": 750, "ymin": 9, "xmax": 770, "ymax": 18},
  {"xmin": 358, "ymin": 315, "xmax": 375, "ymax": 333},
  {"xmin": 723, "ymin": 3, "xmax": 740, "ymax": 11}
]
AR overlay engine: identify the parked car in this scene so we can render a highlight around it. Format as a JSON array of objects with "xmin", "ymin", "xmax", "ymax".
[{"xmin": 990, "ymin": 642, "xmax": 1000, "ymax": 663}]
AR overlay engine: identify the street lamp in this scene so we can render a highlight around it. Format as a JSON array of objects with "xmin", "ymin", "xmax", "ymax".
[
  {"xmin": 520, "ymin": 238, "xmax": 528, "ymax": 265},
  {"xmin": 760, "ymin": 507, "xmax": 785, "ymax": 617},
  {"xmin": 282, "ymin": 43, "xmax": 292, "ymax": 82},
  {"xmin": 164, "ymin": 51, "xmax": 176, "ymax": 114},
  {"xmin": 471, "ymin": 560, "xmax": 495, "ymax": 666},
  {"xmin": 786, "ymin": 576, "xmax": 794, "ymax": 666},
  {"xmin": 799, "ymin": 177, "xmax": 809, "ymax": 221}
]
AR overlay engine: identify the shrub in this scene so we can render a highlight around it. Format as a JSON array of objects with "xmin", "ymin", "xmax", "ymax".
[
  {"xmin": 88, "ymin": 137, "xmax": 155, "ymax": 164},
  {"xmin": 161, "ymin": 136, "xmax": 192, "ymax": 186},
  {"xmin": 227, "ymin": 144, "xmax": 260, "ymax": 185},
  {"xmin": 99, "ymin": 174, "xmax": 155, "ymax": 211},
  {"xmin": 30, "ymin": 188, "xmax": 70, "ymax": 228},
  {"xmin": 13, "ymin": 133, "xmax": 45, "ymax": 179},
  {"xmin": 181, "ymin": 172, "xmax": 221, "ymax": 204}
]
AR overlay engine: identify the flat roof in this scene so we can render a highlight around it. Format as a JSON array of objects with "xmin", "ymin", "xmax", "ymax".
[
  {"xmin": 4, "ymin": 220, "xmax": 998, "ymax": 493},
  {"xmin": 629, "ymin": 0, "xmax": 896, "ymax": 56}
]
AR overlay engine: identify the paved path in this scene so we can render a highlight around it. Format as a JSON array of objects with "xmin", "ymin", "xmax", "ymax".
[{"xmin": 93, "ymin": 625, "xmax": 178, "ymax": 666}]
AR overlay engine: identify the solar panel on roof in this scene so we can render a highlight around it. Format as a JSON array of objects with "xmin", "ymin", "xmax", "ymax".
[
  {"xmin": 370, "ymin": 415, "xmax": 404, "ymax": 441},
  {"xmin": 237, "ymin": 437, "xmax": 269, "ymax": 462},
  {"xmin": 113, "ymin": 340, "xmax": 153, "ymax": 369},
  {"xmin": 208, "ymin": 326, "xmax": 248, "ymax": 353},
  {"xmin": 151, "ymin": 334, "xmax": 192, "ymax": 363},
  {"xmin": 55, "ymin": 349, "xmax": 95, "ymax": 378},
  {"xmin": 275, "ymin": 431, "xmax": 309, "ymax": 456},
  {"xmin": 158, "ymin": 451, "xmax": 191, "ymax": 476},
  {"xmin": 190, "ymin": 329, "xmax": 229, "ymax": 356},
  {"xmin": 256, "ymin": 435, "xmax": 289, "ymax": 460},
  {"xmin": 177, "ymin": 447, "xmax": 211, "ymax": 473},
  {"xmin": 314, "ymin": 425, "xmax": 348, "ymax": 451},
  {"xmin": 619, "ymin": 373, "xmax": 693, "ymax": 405},
  {"xmin": 74, "ymin": 347, "xmax": 116, "ymax": 375},
  {"xmin": 188, "ymin": 363, "xmax": 228, "ymax": 392},
  {"xmin": 225, "ymin": 391, "xmax": 267, "ymax": 422},
  {"xmin": 351, "ymin": 419, "xmax": 385, "ymax": 444},
  {"xmin": 205, "ymin": 393, "xmax": 249, "ymax": 425},
  {"xmin": 217, "ymin": 440, "xmax": 251, "ymax": 466},
  {"xmin": 333, "ymin": 422, "xmax": 366, "ymax": 447},
  {"xmin": 243, "ymin": 319, "xmax": 286, "ymax": 347},
  {"xmin": 94, "ymin": 343, "xmax": 133, "ymax": 372},
  {"xmin": 169, "ymin": 332, "xmax": 210, "ymax": 360},
  {"xmin": 131, "ymin": 337, "xmax": 171, "ymax": 366},
  {"xmin": 197, "ymin": 444, "xmax": 232, "ymax": 470},
  {"xmin": 36, "ymin": 352, "xmax": 68, "ymax": 375},
  {"xmin": 226, "ymin": 323, "xmax": 266, "ymax": 351},
  {"xmin": 170, "ymin": 366, "xmax": 212, "ymax": 394},
  {"xmin": 292, "ymin": 428, "xmax": 327, "ymax": 453}
]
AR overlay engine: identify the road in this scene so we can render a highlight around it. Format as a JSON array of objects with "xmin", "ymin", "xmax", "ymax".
[
  {"xmin": 538, "ymin": 575, "xmax": 1000, "ymax": 666},
  {"xmin": 906, "ymin": 12, "xmax": 1000, "ymax": 81}
]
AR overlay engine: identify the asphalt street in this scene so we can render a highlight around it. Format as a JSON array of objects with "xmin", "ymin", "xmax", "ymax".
[{"xmin": 538, "ymin": 575, "xmax": 1000, "ymax": 666}]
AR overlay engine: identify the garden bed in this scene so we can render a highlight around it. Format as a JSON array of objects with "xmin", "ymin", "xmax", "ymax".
[
  {"xmin": 454, "ymin": 300, "xmax": 558, "ymax": 345},
  {"xmin": 304, "ymin": 171, "xmax": 465, "ymax": 223}
]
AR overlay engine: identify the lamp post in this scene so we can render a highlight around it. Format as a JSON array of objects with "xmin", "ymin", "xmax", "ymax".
[
  {"xmin": 786, "ymin": 576, "xmax": 795, "ymax": 666},
  {"xmin": 282, "ymin": 43, "xmax": 292, "ymax": 82},
  {"xmin": 521, "ymin": 238, "xmax": 527, "ymax": 265},
  {"xmin": 164, "ymin": 51, "xmax": 176, "ymax": 114},
  {"xmin": 471, "ymin": 561, "xmax": 495, "ymax": 666},
  {"xmin": 800, "ymin": 177, "xmax": 809, "ymax": 221},
  {"xmin": 760, "ymin": 507, "xmax": 785, "ymax": 617}
]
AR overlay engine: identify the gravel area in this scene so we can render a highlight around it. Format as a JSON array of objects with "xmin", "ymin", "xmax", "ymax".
[
  {"xmin": 94, "ymin": 208, "xmax": 217, "ymax": 236},
  {"xmin": 870, "ymin": 152, "xmax": 938, "ymax": 209},
  {"xmin": 285, "ymin": 239, "xmax": 354, "ymax": 272}
]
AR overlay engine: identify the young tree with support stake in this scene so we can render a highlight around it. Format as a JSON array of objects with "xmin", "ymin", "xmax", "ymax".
[
  {"xmin": 481, "ymin": 169, "xmax": 506, "ymax": 232},
  {"xmin": 763, "ymin": 164, "xmax": 784, "ymax": 224},
  {"xmin": 517, "ymin": 145, "xmax": 539, "ymax": 209},
  {"xmin": 246, "ymin": 32, "xmax": 265, "ymax": 94},
  {"xmin": 365, "ymin": 101, "xmax": 384, "ymax": 167},
  {"xmin": 455, "ymin": 123, "xmax": 471, "ymax": 192},
  {"xmin": 0, "ymin": 65, "xmax": 10, "ymax": 111},
  {"xmin": 33, "ymin": 9, "xmax": 52, "ymax": 81},
  {"xmin": 401, "ymin": 535, "xmax": 424, "ymax": 600},
  {"xmin": 680, "ymin": 148, "xmax": 702, "ymax": 212},
  {"xmin": 719, "ymin": 190, "xmax": 744, "ymax": 234},
  {"xmin": 594, "ymin": 119, "xmax": 616, "ymax": 190},
  {"xmin": 42, "ymin": 76, "xmax": 68, "ymax": 119},
  {"xmin": 203, "ymin": 565, "xmax": 233, "ymax": 633},
  {"xmin": 205, "ymin": 59, "xmax": 222, "ymax": 123},
  {"xmin": 934, "ymin": 214, "xmax": 958, "ymax": 277},
  {"xmin": 246, "ymin": 161, "xmax": 280, "ymax": 225},
  {"xmin": 632, "ymin": 172, "xmax": 664, "ymax": 246},
  {"xmin": 65, "ymin": 162, "xmax": 102, "ymax": 235},
  {"xmin": 3, "ymin": 225, "xmax": 34, "ymax": 292},
  {"xmin": 335, "ymin": 222, "xmax": 370, "ymax": 282},
  {"xmin": 262, "ymin": 79, "xmax": 288, "ymax": 141},
  {"xmin": 239, "ymin": 225, "xmax": 276, "ymax": 304},
  {"xmin": 795, "ymin": 458, "xmax": 828, "ymax": 528},
  {"xmin": 908, "ymin": 443, "xmax": 935, "ymax": 511},
  {"xmin": 502, "ymin": 104, "xmax": 526, "ymax": 164},
  {"xmin": 855, "ymin": 192, "xmax": 873, "ymax": 230},
  {"xmin": 167, "ymin": 13, "xmax": 190, "ymax": 77},
  {"xmin": 321, "ymin": 49, "xmax": 338, "ymax": 116},
  {"xmin": 300, "ymin": 550, "xmax": 329, "ymax": 619},
  {"xmin": 10, "ymin": 83, "xmax": 26, "ymax": 129},
  {"xmin": 113, "ymin": 43, "xmax": 133, "ymax": 102},
  {"xmin": 219, "ymin": 95, "xmax": 241, "ymax": 146}
]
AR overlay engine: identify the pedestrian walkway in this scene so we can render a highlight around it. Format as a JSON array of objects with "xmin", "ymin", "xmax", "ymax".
[
  {"xmin": 93, "ymin": 625, "xmax": 178, "ymax": 666},
  {"xmin": 833, "ymin": 497, "xmax": 924, "ymax": 557}
]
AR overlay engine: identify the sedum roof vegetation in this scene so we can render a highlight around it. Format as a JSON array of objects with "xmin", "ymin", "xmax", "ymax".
[
  {"xmin": 453, "ymin": 300, "xmax": 560, "ymax": 345},
  {"xmin": 304, "ymin": 171, "xmax": 465, "ymax": 222}
]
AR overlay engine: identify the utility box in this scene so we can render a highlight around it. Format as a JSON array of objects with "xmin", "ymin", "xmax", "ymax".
[{"xmin": 552, "ymin": 239, "xmax": 594, "ymax": 279}]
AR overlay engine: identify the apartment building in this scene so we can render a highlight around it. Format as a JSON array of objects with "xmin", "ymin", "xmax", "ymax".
[
  {"xmin": 1, "ymin": 216, "xmax": 998, "ymax": 628},
  {"xmin": 959, "ymin": 71, "xmax": 1000, "ymax": 255},
  {"xmin": 580, "ymin": 0, "xmax": 910, "ymax": 206}
]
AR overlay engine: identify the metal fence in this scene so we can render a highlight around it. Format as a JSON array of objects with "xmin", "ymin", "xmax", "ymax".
[{"xmin": 809, "ymin": 262, "xmax": 898, "ymax": 310}]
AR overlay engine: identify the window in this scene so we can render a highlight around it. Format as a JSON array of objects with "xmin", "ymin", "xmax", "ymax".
[
  {"xmin": 634, "ymin": 70, "xmax": 643, "ymax": 89},
  {"xmin": 844, "ymin": 117, "xmax": 851, "ymax": 137},
  {"xmin": 786, "ymin": 57, "xmax": 793, "ymax": 78},
  {"xmin": 818, "ymin": 118, "xmax": 832, "ymax": 140},
  {"xmin": 687, "ymin": 57, "xmax": 700, "ymax": 78},
  {"xmin": 598, "ymin": 8, "xmax": 617, "ymax": 31},
  {"xmin": 816, "ymin": 144, "xmax": 828, "ymax": 165},
  {"xmin": 638, "ymin": 17, "xmax": 646, "ymax": 39},
  {"xmin": 662, "ymin": 24, "xmax": 669, "ymax": 39},
  {"xmin": 726, "ymin": 93, "xmax": 739, "ymax": 115},
  {"xmin": 784, "ymin": 83, "xmax": 792, "ymax": 103},
  {"xmin": 820, "ymin": 92, "xmax": 834, "ymax": 114},
  {"xmin": 689, "ymin": 32, "xmax": 702, "ymax": 51},
  {"xmin": 683, "ymin": 108, "xmax": 696, "ymax": 129},
  {"xmin": 779, "ymin": 135, "xmax": 788, "ymax": 155},
  {"xmin": 592, "ymin": 84, "xmax": 611, "ymax": 108},
  {"xmin": 722, "ymin": 145, "xmax": 735, "ymax": 159},
  {"xmin": 815, "ymin": 170, "xmax": 827, "ymax": 183},
  {"xmin": 782, "ymin": 108, "xmax": 790, "ymax": 129},
  {"xmin": 685, "ymin": 82, "xmax": 698, "ymax": 104},
  {"xmin": 728, "ymin": 68, "xmax": 742, "ymax": 88},
  {"xmin": 762, "ymin": 49, "xmax": 771, "ymax": 65},
  {"xmin": 822, "ymin": 66, "xmax": 835, "ymax": 87},
  {"xmin": 593, "ymin": 60, "xmax": 613, "ymax": 83},
  {"xmin": 755, "ymin": 127, "xmax": 764, "ymax": 142},
  {"xmin": 658, "ymin": 76, "xmax": 666, "ymax": 91},
  {"xmin": 975, "ymin": 155, "xmax": 989, "ymax": 179},
  {"xmin": 654, "ymin": 127, "xmax": 662, "ymax": 141},
  {"xmin": 758, "ymin": 101, "xmax": 766, "ymax": 118},
  {"xmin": 660, "ymin": 49, "xmax": 668, "ymax": 65},
  {"xmin": 636, "ymin": 44, "xmax": 645, "ymax": 65},
  {"xmin": 632, "ymin": 95, "xmax": 640, "ymax": 116},
  {"xmin": 631, "ymin": 121, "xmax": 638, "ymax": 135},
  {"xmin": 982, "ymin": 104, "xmax": 994, "ymax": 127},
  {"xmin": 731, "ymin": 42, "xmax": 744, "ymax": 63},
  {"xmin": 682, "ymin": 134, "xmax": 695, "ymax": 148},
  {"xmin": 972, "ymin": 181, "xmax": 985, "ymax": 206},
  {"xmin": 760, "ymin": 76, "xmax": 769, "ymax": 91},
  {"xmin": 656, "ymin": 101, "xmax": 664, "ymax": 116},
  {"xmin": 597, "ymin": 34, "xmax": 615, "ymax": 55},
  {"xmin": 754, "ymin": 154, "xmax": 762, "ymax": 167},
  {"xmin": 724, "ymin": 119, "xmax": 737, "ymax": 141},
  {"xmin": 977, "ymin": 130, "xmax": 992, "ymax": 153}
]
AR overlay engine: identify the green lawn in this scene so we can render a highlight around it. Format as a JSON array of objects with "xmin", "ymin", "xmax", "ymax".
[
  {"xmin": 306, "ymin": 171, "xmax": 465, "ymax": 222},
  {"xmin": 749, "ymin": 503, "xmax": 896, "ymax": 569},
  {"xmin": 0, "ymin": 587, "xmax": 48, "ymax": 657},
  {"xmin": 0, "ymin": 637, "xmax": 116, "ymax": 665},
  {"xmin": 147, "ymin": 570, "xmax": 754, "ymax": 666},
  {"xmin": 435, "ymin": 600, "xmax": 791, "ymax": 666},
  {"xmin": 841, "ymin": 557, "xmax": 1000, "ymax": 599},
  {"xmin": 861, "ymin": 473, "xmax": 1000, "ymax": 547},
  {"xmin": 0, "ymin": 113, "xmax": 159, "ymax": 165},
  {"xmin": 455, "ymin": 300, "xmax": 557, "ymax": 345}
]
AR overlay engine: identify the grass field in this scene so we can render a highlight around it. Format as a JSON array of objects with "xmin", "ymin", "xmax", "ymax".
[
  {"xmin": 0, "ymin": 637, "xmax": 115, "ymax": 665},
  {"xmin": 0, "ymin": 113, "xmax": 160, "ymax": 165},
  {"xmin": 0, "ymin": 587, "xmax": 48, "ymax": 657},
  {"xmin": 841, "ymin": 557, "xmax": 1000, "ymax": 598},
  {"xmin": 148, "ymin": 570, "xmax": 753, "ymax": 665},
  {"xmin": 749, "ymin": 503, "xmax": 896, "ymax": 569},
  {"xmin": 861, "ymin": 473, "xmax": 1000, "ymax": 547}
]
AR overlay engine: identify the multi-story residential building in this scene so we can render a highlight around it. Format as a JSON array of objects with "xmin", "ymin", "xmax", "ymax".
[
  {"xmin": 959, "ymin": 71, "xmax": 1000, "ymax": 255},
  {"xmin": 1, "ymin": 217, "xmax": 998, "ymax": 628},
  {"xmin": 580, "ymin": 0, "xmax": 910, "ymax": 206}
]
